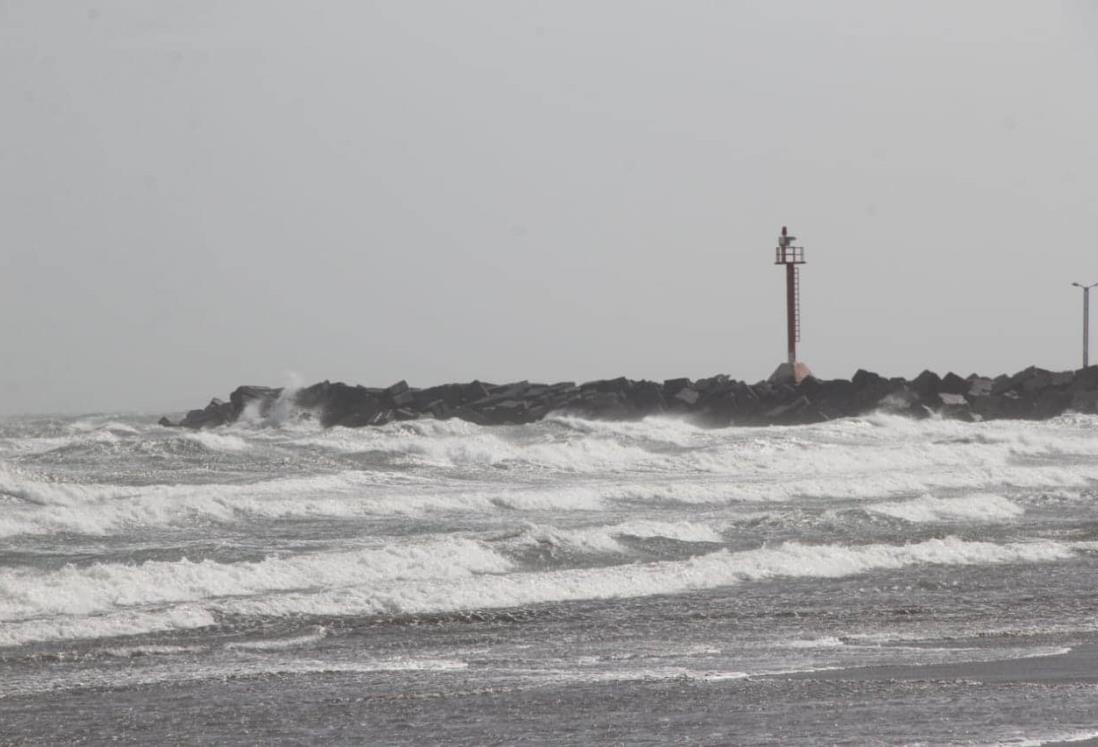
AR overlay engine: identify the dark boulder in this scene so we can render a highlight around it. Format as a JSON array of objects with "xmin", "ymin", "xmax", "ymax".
[
  {"xmin": 911, "ymin": 370, "xmax": 942, "ymax": 398},
  {"xmin": 179, "ymin": 398, "xmax": 233, "ymax": 429},
  {"xmin": 971, "ymin": 392, "xmax": 1032, "ymax": 421},
  {"xmin": 994, "ymin": 366, "xmax": 1051, "ymax": 396},
  {"xmin": 1071, "ymin": 367, "xmax": 1098, "ymax": 393},
  {"xmin": 471, "ymin": 381, "xmax": 532, "ymax": 409},
  {"xmin": 295, "ymin": 381, "xmax": 382, "ymax": 428},
  {"xmin": 1021, "ymin": 368, "xmax": 1055, "ymax": 394},
  {"xmin": 846, "ymin": 369, "xmax": 895, "ymax": 413},
  {"xmin": 1049, "ymin": 371, "xmax": 1075, "ymax": 388},
  {"xmin": 851, "ymin": 369, "xmax": 885, "ymax": 391},
  {"xmin": 626, "ymin": 380, "xmax": 666, "ymax": 413},
  {"xmin": 938, "ymin": 392, "xmax": 978, "ymax": 421},
  {"xmin": 673, "ymin": 387, "xmax": 700, "ymax": 407},
  {"xmin": 797, "ymin": 378, "xmax": 855, "ymax": 420},
  {"xmin": 383, "ymin": 380, "xmax": 414, "ymax": 409},
  {"xmin": 967, "ymin": 376, "xmax": 994, "ymax": 399},
  {"xmin": 589, "ymin": 377, "xmax": 630, "ymax": 394},
  {"xmin": 229, "ymin": 385, "xmax": 283, "ymax": 419},
  {"xmin": 765, "ymin": 395, "xmax": 811, "ymax": 423},
  {"xmin": 541, "ymin": 382, "xmax": 580, "ymax": 411},
  {"xmin": 567, "ymin": 390, "xmax": 632, "ymax": 420},
  {"xmin": 462, "ymin": 381, "xmax": 493, "ymax": 402},
  {"xmin": 662, "ymin": 378, "xmax": 692, "ymax": 398},
  {"xmin": 939, "ymin": 372, "xmax": 968, "ymax": 395},
  {"xmin": 413, "ymin": 384, "xmax": 465, "ymax": 411},
  {"xmin": 1033, "ymin": 389, "xmax": 1073, "ymax": 419},
  {"xmin": 1071, "ymin": 390, "xmax": 1098, "ymax": 413}
]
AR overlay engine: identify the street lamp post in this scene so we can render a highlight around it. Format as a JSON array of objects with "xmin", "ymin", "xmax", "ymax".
[{"xmin": 1072, "ymin": 282, "xmax": 1098, "ymax": 368}]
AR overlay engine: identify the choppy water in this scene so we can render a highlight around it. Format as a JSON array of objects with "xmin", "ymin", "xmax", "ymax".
[{"xmin": 2, "ymin": 411, "xmax": 1098, "ymax": 745}]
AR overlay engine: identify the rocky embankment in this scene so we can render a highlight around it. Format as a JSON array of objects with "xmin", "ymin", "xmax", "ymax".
[{"xmin": 162, "ymin": 365, "xmax": 1098, "ymax": 430}]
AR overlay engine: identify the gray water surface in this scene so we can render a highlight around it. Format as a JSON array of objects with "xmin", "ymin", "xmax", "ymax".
[{"xmin": 2, "ymin": 412, "xmax": 1097, "ymax": 745}]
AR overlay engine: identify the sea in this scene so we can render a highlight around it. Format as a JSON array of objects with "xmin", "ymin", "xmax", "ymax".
[{"xmin": 2, "ymin": 406, "xmax": 1098, "ymax": 745}]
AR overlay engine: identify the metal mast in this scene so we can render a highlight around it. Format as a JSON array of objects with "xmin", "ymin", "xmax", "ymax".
[
  {"xmin": 1073, "ymin": 282, "xmax": 1097, "ymax": 368},
  {"xmin": 775, "ymin": 226, "xmax": 805, "ymax": 365}
]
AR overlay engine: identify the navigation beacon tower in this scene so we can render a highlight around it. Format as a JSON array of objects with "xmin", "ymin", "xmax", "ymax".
[{"xmin": 774, "ymin": 226, "xmax": 811, "ymax": 382}]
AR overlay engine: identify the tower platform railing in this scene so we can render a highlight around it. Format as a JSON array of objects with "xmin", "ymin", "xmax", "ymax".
[{"xmin": 775, "ymin": 246, "xmax": 805, "ymax": 264}]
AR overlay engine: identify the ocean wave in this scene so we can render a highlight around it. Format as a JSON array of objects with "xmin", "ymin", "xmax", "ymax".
[
  {"xmin": 0, "ymin": 466, "xmax": 450, "ymax": 536},
  {"xmin": 865, "ymin": 493, "xmax": 1024, "ymax": 523},
  {"xmin": 0, "ymin": 653, "xmax": 470, "ymax": 699},
  {"xmin": 1, "ymin": 536, "xmax": 1081, "ymax": 646},
  {"xmin": 215, "ymin": 536, "xmax": 1079, "ymax": 621},
  {"xmin": 502, "ymin": 519, "xmax": 724, "ymax": 556},
  {"xmin": 0, "ymin": 537, "xmax": 512, "ymax": 623},
  {"xmin": 0, "ymin": 605, "xmax": 216, "ymax": 648},
  {"xmin": 0, "ymin": 451, "xmax": 1092, "ymax": 539},
  {"xmin": 224, "ymin": 625, "xmax": 329, "ymax": 652},
  {"xmin": 178, "ymin": 431, "xmax": 251, "ymax": 453}
]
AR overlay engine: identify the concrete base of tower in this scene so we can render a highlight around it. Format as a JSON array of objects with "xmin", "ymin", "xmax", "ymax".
[{"xmin": 768, "ymin": 361, "xmax": 813, "ymax": 386}]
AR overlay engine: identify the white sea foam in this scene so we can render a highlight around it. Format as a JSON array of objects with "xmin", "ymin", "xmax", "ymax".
[
  {"xmin": 225, "ymin": 626, "xmax": 329, "ymax": 652},
  {"xmin": 541, "ymin": 666, "xmax": 752, "ymax": 685},
  {"xmin": 508, "ymin": 523, "xmax": 625, "ymax": 554},
  {"xmin": 216, "ymin": 536, "xmax": 1080, "ymax": 622},
  {"xmin": 180, "ymin": 431, "xmax": 251, "ymax": 452},
  {"xmin": 2, "ymin": 536, "xmax": 1080, "ymax": 646},
  {"xmin": 1, "ymin": 444, "xmax": 1093, "ymax": 538},
  {"xmin": 783, "ymin": 636, "xmax": 846, "ymax": 649},
  {"xmin": 101, "ymin": 644, "xmax": 206, "ymax": 658},
  {"xmin": 0, "ymin": 605, "xmax": 217, "ymax": 648},
  {"xmin": 867, "ymin": 493, "xmax": 1024, "ymax": 523},
  {"xmin": 981, "ymin": 729, "xmax": 1098, "ymax": 747},
  {"xmin": 0, "ymin": 466, "xmax": 459, "ymax": 536},
  {"xmin": 506, "ymin": 520, "xmax": 723, "ymax": 555},
  {"xmin": 236, "ymin": 385, "xmax": 300, "ymax": 427},
  {"xmin": 6, "ymin": 409, "xmax": 1098, "ymax": 539},
  {"xmin": 0, "ymin": 537, "xmax": 511, "ymax": 623},
  {"xmin": 0, "ymin": 655, "xmax": 470, "ymax": 699},
  {"xmin": 612, "ymin": 520, "xmax": 724, "ymax": 543}
]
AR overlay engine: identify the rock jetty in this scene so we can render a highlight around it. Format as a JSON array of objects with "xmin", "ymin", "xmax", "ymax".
[{"xmin": 161, "ymin": 365, "xmax": 1098, "ymax": 430}]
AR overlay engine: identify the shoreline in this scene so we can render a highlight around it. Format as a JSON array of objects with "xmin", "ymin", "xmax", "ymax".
[{"xmin": 773, "ymin": 639, "xmax": 1098, "ymax": 746}]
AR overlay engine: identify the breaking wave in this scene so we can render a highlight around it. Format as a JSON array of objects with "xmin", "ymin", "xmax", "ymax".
[
  {"xmin": 2, "ymin": 411, "xmax": 1098, "ymax": 650},
  {"xmin": 1, "ymin": 536, "xmax": 1085, "ymax": 646},
  {"xmin": 866, "ymin": 493, "xmax": 1024, "ymax": 523}
]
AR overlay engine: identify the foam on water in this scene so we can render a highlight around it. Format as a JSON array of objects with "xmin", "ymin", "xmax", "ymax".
[
  {"xmin": 0, "ymin": 653, "xmax": 471, "ymax": 699},
  {"xmin": 0, "ymin": 465, "xmax": 462, "ymax": 536},
  {"xmin": 4, "ymin": 410, "xmax": 1098, "ymax": 743},
  {"xmin": 4, "ymin": 410, "xmax": 1098, "ymax": 522},
  {"xmin": 3, "ymin": 412, "xmax": 1098, "ymax": 650},
  {"xmin": 4, "ymin": 421, "xmax": 1096, "ymax": 538},
  {"xmin": 101, "ymin": 644, "xmax": 206, "ymax": 658},
  {"xmin": 983, "ymin": 729, "xmax": 1098, "ymax": 747},
  {"xmin": 866, "ymin": 493, "xmax": 1024, "ymax": 523},
  {"xmin": 1, "ymin": 534, "xmax": 1082, "ymax": 646},
  {"xmin": 214, "ymin": 536, "xmax": 1080, "ymax": 623},
  {"xmin": 224, "ymin": 626, "xmax": 329, "ymax": 652},
  {"xmin": 0, "ymin": 605, "xmax": 217, "ymax": 647},
  {"xmin": 180, "ymin": 431, "xmax": 251, "ymax": 453},
  {"xmin": 0, "ymin": 537, "xmax": 511, "ymax": 623},
  {"xmin": 504, "ymin": 519, "xmax": 723, "ymax": 555}
]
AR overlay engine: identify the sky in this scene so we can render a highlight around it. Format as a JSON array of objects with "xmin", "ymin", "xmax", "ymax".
[{"xmin": 2, "ymin": 1, "xmax": 1098, "ymax": 415}]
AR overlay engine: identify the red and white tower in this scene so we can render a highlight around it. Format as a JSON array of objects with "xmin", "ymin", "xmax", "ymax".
[
  {"xmin": 775, "ymin": 226, "xmax": 804, "ymax": 365},
  {"xmin": 772, "ymin": 226, "xmax": 810, "ymax": 383}
]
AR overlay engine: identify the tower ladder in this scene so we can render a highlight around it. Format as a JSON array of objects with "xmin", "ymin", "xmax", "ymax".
[{"xmin": 793, "ymin": 265, "xmax": 802, "ymax": 343}]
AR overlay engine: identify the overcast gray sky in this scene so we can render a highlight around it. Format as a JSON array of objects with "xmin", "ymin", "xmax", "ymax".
[{"xmin": 2, "ymin": 1, "xmax": 1098, "ymax": 415}]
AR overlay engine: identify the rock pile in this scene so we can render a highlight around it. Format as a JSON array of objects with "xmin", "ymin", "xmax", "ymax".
[{"xmin": 162, "ymin": 365, "xmax": 1098, "ymax": 430}]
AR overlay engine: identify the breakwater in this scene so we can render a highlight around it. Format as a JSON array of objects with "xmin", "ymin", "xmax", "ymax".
[{"xmin": 164, "ymin": 365, "xmax": 1098, "ymax": 429}]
